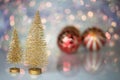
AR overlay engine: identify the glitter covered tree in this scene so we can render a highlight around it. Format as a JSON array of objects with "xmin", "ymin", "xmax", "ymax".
[
  {"xmin": 24, "ymin": 11, "xmax": 48, "ymax": 75},
  {"xmin": 7, "ymin": 27, "xmax": 22, "ymax": 74}
]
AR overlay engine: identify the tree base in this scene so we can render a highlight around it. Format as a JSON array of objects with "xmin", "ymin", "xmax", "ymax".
[
  {"xmin": 29, "ymin": 68, "xmax": 42, "ymax": 75},
  {"xmin": 9, "ymin": 67, "xmax": 20, "ymax": 73}
]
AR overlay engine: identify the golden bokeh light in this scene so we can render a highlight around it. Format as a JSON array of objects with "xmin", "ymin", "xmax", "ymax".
[{"xmin": 87, "ymin": 11, "xmax": 94, "ymax": 18}]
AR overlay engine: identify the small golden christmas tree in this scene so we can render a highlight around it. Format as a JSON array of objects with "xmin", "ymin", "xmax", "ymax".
[
  {"xmin": 7, "ymin": 27, "xmax": 22, "ymax": 73},
  {"xmin": 24, "ymin": 11, "xmax": 48, "ymax": 75}
]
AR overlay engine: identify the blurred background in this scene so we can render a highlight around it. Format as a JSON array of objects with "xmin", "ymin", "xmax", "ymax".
[{"xmin": 0, "ymin": 0, "xmax": 120, "ymax": 80}]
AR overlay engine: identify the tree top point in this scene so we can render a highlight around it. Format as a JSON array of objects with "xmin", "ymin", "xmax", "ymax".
[{"xmin": 33, "ymin": 11, "xmax": 42, "ymax": 24}]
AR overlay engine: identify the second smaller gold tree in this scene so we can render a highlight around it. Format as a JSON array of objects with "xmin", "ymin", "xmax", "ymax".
[
  {"xmin": 7, "ymin": 27, "xmax": 22, "ymax": 74},
  {"xmin": 24, "ymin": 11, "xmax": 48, "ymax": 75}
]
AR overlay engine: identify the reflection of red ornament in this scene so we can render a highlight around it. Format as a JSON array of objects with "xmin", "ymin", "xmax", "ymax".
[
  {"xmin": 57, "ymin": 54, "xmax": 80, "ymax": 77},
  {"xmin": 62, "ymin": 61, "xmax": 71, "ymax": 72},
  {"xmin": 57, "ymin": 26, "xmax": 81, "ymax": 54},
  {"xmin": 84, "ymin": 52, "xmax": 104, "ymax": 73},
  {"xmin": 82, "ymin": 27, "xmax": 106, "ymax": 51}
]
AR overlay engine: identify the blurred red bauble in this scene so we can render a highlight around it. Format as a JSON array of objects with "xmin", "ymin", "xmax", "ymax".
[
  {"xmin": 82, "ymin": 27, "xmax": 106, "ymax": 52},
  {"xmin": 57, "ymin": 26, "xmax": 81, "ymax": 54}
]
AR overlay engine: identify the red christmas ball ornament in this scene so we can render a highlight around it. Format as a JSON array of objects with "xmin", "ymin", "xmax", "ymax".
[
  {"xmin": 82, "ymin": 27, "xmax": 106, "ymax": 51},
  {"xmin": 57, "ymin": 26, "xmax": 81, "ymax": 54}
]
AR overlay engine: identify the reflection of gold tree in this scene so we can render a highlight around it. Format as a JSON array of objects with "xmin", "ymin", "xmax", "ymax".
[
  {"xmin": 25, "ymin": 11, "xmax": 48, "ymax": 68},
  {"xmin": 7, "ymin": 27, "xmax": 22, "ymax": 64}
]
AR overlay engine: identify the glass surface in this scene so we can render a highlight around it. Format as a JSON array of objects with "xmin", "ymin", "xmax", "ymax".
[{"xmin": 0, "ymin": 0, "xmax": 120, "ymax": 80}]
